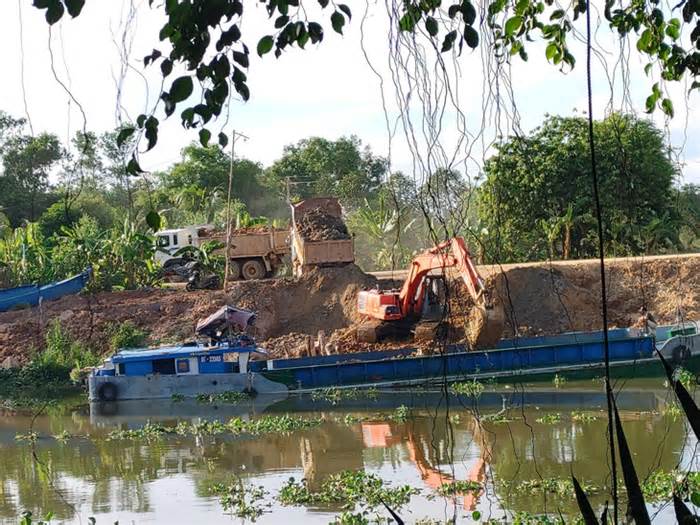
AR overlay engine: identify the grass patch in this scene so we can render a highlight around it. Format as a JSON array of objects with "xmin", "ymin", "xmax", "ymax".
[
  {"xmin": 107, "ymin": 321, "xmax": 148, "ymax": 351},
  {"xmin": 1, "ymin": 320, "xmax": 101, "ymax": 402}
]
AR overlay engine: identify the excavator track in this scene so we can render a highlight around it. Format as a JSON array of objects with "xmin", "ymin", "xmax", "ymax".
[{"xmin": 356, "ymin": 319, "xmax": 415, "ymax": 344}]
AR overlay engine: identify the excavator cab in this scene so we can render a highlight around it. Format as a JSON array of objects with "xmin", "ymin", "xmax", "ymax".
[{"xmin": 420, "ymin": 276, "xmax": 447, "ymax": 320}]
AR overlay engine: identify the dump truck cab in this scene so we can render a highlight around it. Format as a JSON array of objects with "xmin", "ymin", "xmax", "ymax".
[{"xmin": 155, "ymin": 225, "xmax": 210, "ymax": 264}]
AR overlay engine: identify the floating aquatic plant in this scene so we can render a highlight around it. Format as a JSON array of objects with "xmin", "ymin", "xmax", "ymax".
[
  {"xmin": 437, "ymin": 480, "xmax": 482, "ymax": 496},
  {"xmin": 535, "ymin": 413, "xmax": 561, "ymax": 424},
  {"xmin": 278, "ymin": 470, "xmax": 418, "ymax": 510},
  {"xmin": 210, "ymin": 478, "xmax": 268, "ymax": 521},
  {"xmin": 451, "ymin": 379, "xmax": 485, "ymax": 398},
  {"xmin": 570, "ymin": 411, "xmax": 598, "ymax": 423}
]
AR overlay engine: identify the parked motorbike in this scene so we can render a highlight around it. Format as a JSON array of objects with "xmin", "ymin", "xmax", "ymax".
[{"xmin": 186, "ymin": 268, "xmax": 221, "ymax": 291}]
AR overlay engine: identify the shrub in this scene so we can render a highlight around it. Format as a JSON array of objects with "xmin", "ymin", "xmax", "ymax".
[
  {"xmin": 107, "ymin": 321, "xmax": 148, "ymax": 351},
  {"xmin": 35, "ymin": 320, "xmax": 100, "ymax": 370}
]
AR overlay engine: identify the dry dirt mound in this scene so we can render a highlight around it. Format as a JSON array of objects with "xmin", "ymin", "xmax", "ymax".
[
  {"xmin": 226, "ymin": 264, "xmax": 375, "ymax": 340},
  {"xmin": 297, "ymin": 207, "xmax": 350, "ymax": 241},
  {"xmin": 488, "ymin": 257, "xmax": 700, "ymax": 338}
]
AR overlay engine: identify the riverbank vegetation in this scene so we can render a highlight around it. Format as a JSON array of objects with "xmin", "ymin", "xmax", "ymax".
[
  {"xmin": 1, "ymin": 111, "xmax": 698, "ymax": 288},
  {"xmin": 0, "ymin": 320, "xmax": 147, "ymax": 402}
]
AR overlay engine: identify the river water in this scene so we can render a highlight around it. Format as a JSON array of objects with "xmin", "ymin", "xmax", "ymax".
[{"xmin": 0, "ymin": 380, "xmax": 697, "ymax": 524}]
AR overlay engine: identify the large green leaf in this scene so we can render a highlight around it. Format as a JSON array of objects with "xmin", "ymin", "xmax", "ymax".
[
  {"xmin": 199, "ymin": 128, "xmax": 211, "ymax": 147},
  {"xmin": 45, "ymin": 0, "xmax": 65, "ymax": 24},
  {"xmin": 116, "ymin": 127, "xmax": 136, "ymax": 148},
  {"xmin": 257, "ymin": 35, "xmax": 274, "ymax": 57},
  {"xmin": 505, "ymin": 15, "xmax": 523, "ymax": 36},
  {"xmin": 146, "ymin": 210, "xmax": 162, "ymax": 232},
  {"xmin": 572, "ymin": 475, "xmax": 599, "ymax": 525},
  {"xmin": 170, "ymin": 76, "xmax": 194, "ymax": 103},
  {"xmin": 672, "ymin": 494, "xmax": 697, "ymax": 525},
  {"xmin": 331, "ymin": 11, "xmax": 345, "ymax": 34},
  {"xmin": 425, "ymin": 16, "xmax": 439, "ymax": 37},
  {"xmin": 611, "ymin": 389, "xmax": 651, "ymax": 525},
  {"xmin": 464, "ymin": 26, "xmax": 479, "ymax": 48},
  {"xmin": 64, "ymin": 0, "xmax": 85, "ymax": 17},
  {"xmin": 657, "ymin": 351, "xmax": 700, "ymax": 440}
]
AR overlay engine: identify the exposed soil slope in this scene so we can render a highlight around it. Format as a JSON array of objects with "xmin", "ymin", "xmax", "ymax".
[{"xmin": 0, "ymin": 255, "xmax": 696, "ymax": 364}]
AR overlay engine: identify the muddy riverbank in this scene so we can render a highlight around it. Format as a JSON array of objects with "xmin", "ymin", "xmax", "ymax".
[{"xmin": 0, "ymin": 255, "xmax": 697, "ymax": 365}]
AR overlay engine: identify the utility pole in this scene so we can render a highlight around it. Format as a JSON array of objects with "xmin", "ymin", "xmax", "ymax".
[{"xmin": 223, "ymin": 129, "xmax": 249, "ymax": 292}]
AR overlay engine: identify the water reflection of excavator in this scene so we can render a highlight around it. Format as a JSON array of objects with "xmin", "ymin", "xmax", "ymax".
[
  {"xmin": 357, "ymin": 237, "xmax": 504, "ymax": 348},
  {"xmin": 361, "ymin": 420, "xmax": 489, "ymax": 511}
]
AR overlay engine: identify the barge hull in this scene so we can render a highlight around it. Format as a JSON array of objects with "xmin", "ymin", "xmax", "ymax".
[{"xmin": 88, "ymin": 372, "xmax": 286, "ymax": 401}]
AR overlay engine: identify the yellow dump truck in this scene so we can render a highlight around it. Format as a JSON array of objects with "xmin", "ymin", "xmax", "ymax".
[{"xmin": 157, "ymin": 225, "xmax": 290, "ymax": 280}]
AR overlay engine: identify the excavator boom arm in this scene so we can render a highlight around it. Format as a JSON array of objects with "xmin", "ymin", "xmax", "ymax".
[{"xmin": 398, "ymin": 237, "xmax": 487, "ymax": 316}]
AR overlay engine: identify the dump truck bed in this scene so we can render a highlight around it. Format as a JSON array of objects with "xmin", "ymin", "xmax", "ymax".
[
  {"xmin": 291, "ymin": 235, "xmax": 355, "ymax": 266},
  {"xmin": 290, "ymin": 198, "xmax": 354, "ymax": 273},
  {"xmin": 204, "ymin": 229, "xmax": 289, "ymax": 258}
]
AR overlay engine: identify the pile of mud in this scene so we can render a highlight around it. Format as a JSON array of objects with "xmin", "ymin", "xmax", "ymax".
[
  {"xmin": 226, "ymin": 264, "xmax": 375, "ymax": 340},
  {"xmin": 488, "ymin": 257, "xmax": 700, "ymax": 339},
  {"xmin": 297, "ymin": 207, "xmax": 350, "ymax": 241}
]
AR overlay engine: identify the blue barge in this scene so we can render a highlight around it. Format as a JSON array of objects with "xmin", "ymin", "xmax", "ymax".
[
  {"xmin": 255, "ymin": 330, "xmax": 656, "ymax": 390},
  {"xmin": 89, "ymin": 305, "xmax": 699, "ymax": 401}
]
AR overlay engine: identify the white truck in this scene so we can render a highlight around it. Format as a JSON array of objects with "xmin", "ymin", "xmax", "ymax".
[{"xmin": 155, "ymin": 225, "xmax": 290, "ymax": 281}]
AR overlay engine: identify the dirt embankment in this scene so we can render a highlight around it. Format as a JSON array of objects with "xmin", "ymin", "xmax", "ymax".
[
  {"xmin": 0, "ymin": 264, "xmax": 378, "ymax": 364},
  {"xmin": 490, "ymin": 256, "xmax": 699, "ymax": 338},
  {"xmin": 0, "ymin": 255, "xmax": 697, "ymax": 364}
]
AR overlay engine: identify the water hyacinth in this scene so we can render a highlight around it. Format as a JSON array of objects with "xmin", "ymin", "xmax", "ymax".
[{"xmin": 278, "ymin": 470, "xmax": 418, "ymax": 510}]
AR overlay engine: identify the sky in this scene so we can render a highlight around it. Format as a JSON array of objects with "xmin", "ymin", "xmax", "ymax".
[{"xmin": 1, "ymin": 0, "xmax": 699, "ymax": 185}]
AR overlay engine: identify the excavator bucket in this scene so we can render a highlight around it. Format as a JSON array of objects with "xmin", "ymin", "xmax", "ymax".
[
  {"xmin": 467, "ymin": 302, "xmax": 505, "ymax": 349},
  {"xmin": 466, "ymin": 272, "xmax": 505, "ymax": 349}
]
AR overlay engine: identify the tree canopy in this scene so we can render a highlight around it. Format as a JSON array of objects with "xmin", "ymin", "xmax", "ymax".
[
  {"xmin": 478, "ymin": 113, "xmax": 684, "ymax": 261},
  {"xmin": 265, "ymin": 136, "xmax": 387, "ymax": 208}
]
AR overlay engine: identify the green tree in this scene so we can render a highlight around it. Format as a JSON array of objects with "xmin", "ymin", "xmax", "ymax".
[
  {"xmin": 0, "ymin": 133, "xmax": 63, "ymax": 225},
  {"xmin": 159, "ymin": 144, "xmax": 271, "ymax": 220},
  {"xmin": 38, "ymin": 193, "xmax": 116, "ymax": 238},
  {"xmin": 478, "ymin": 113, "xmax": 679, "ymax": 262},
  {"xmin": 265, "ymin": 136, "xmax": 386, "ymax": 209}
]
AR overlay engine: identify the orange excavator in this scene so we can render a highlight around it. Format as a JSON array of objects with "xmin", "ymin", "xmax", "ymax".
[{"xmin": 356, "ymin": 237, "xmax": 504, "ymax": 348}]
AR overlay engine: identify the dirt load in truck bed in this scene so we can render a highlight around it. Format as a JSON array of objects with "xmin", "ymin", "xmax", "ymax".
[
  {"xmin": 0, "ymin": 255, "xmax": 697, "ymax": 365},
  {"xmin": 296, "ymin": 207, "xmax": 350, "ymax": 241}
]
